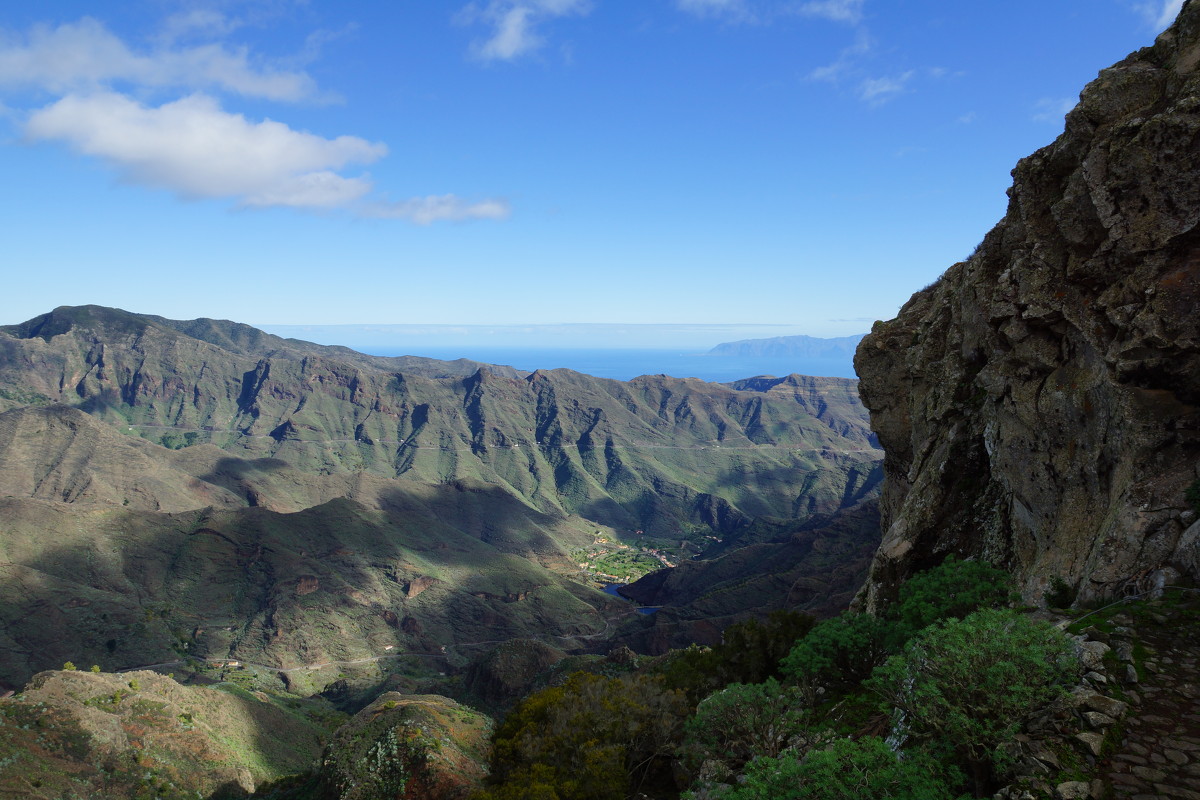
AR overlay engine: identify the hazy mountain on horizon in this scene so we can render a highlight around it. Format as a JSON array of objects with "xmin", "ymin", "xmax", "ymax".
[
  {"xmin": 707, "ymin": 333, "xmax": 867, "ymax": 359},
  {"xmin": 257, "ymin": 322, "xmax": 834, "ymax": 352}
]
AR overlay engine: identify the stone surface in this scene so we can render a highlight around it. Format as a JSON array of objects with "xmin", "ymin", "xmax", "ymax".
[
  {"xmin": 1056, "ymin": 780, "xmax": 1090, "ymax": 799},
  {"xmin": 316, "ymin": 692, "xmax": 493, "ymax": 800},
  {"xmin": 1080, "ymin": 641, "xmax": 1112, "ymax": 671},
  {"xmin": 1100, "ymin": 599, "xmax": 1200, "ymax": 799},
  {"xmin": 853, "ymin": 0, "xmax": 1200, "ymax": 611},
  {"xmin": 1076, "ymin": 731, "xmax": 1106, "ymax": 757},
  {"xmin": 1083, "ymin": 710, "xmax": 1117, "ymax": 728}
]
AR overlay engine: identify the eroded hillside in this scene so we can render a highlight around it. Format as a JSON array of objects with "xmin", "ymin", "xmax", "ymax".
[{"xmin": 0, "ymin": 305, "xmax": 881, "ymax": 535}]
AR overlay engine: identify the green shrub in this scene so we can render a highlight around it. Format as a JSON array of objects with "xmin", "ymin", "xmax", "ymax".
[
  {"xmin": 892, "ymin": 555, "xmax": 1015, "ymax": 634},
  {"xmin": 681, "ymin": 678, "xmax": 820, "ymax": 778},
  {"xmin": 659, "ymin": 610, "xmax": 814, "ymax": 702},
  {"xmin": 780, "ymin": 613, "xmax": 901, "ymax": 695},
  {"xmin": 717, "ymin": 611, "xmax": 816, "ymax": 686},
  {"xmin": 685, "ymin": 737, "xmax": 959, "ymax": 800},
  {"xmin": 1045, "ymin": 576, "xmax": 1076, "ymax": 609},
  {"xmin": 866, "ymin": 608, "xmax": 1076, "ymax": 795},
  {"xmin": 483, "ymin": 672, "xmax": 689, "ymax": 800},
  {"xmin": 657, "ymin": 645, "xmax": 722, "ymax": 704},
  {"xmin": 62, "ymin": 661, "xmax": 76, "ymax": 671}
]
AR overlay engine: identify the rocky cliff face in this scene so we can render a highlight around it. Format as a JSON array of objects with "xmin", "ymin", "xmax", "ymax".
[{"xmin": 855, "ymin": 3, "xmax": 1200, "ymax": 609}]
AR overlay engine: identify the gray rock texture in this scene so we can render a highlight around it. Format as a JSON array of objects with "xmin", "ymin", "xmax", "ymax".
[{"xmin": 855, "ymin": 2, "xmax": 1200, "ymax": 609}]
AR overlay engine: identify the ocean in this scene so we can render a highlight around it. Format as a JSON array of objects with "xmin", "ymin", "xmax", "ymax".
[{"xmin": 359, "ymin": 347, "xmax": 858, "ymax": 383}]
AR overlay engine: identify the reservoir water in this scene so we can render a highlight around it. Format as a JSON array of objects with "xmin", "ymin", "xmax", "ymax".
[{"xmin": 604, "ymin": 583, "xmax": 660, "ymax": 615}]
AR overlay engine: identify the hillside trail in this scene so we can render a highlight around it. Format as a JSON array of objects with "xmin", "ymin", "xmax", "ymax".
[{"xmin": 1101, "ymin": 597, "xmax": 1200, "ymax": 798}]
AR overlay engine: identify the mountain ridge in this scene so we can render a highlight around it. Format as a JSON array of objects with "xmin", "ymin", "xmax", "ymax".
[{"xmin": 0, "ymin": 304, "xmax": 881, "ymax": 535}]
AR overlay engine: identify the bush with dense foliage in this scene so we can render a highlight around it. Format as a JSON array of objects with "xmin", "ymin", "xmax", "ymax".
[
  {"xmin": 779, "ymin": 556, "xmax": 1016, "ymax": 699},
  {"xmin": 658, "ymin": 610, "xmax": 814, "ymax": 702},
  {"xmin": 480, "ymin": 671, "xmax": 689, "ymax": 800},
  {"xmin": 683, "ymin": 737, "xmax": 960, "ymax": 800},
  {"xmin": 779, "ymin": 612, "xmax": 901, "ymax": 695},
  {"xmin": 680, "ymin": 678, "xmax": 822, "ymax": 780},
  {"xmin": 866, "ymin": 608, "xmax": 1076, "ymax": 794},
  {"xmin": 890, "ymin": 555, "xmax": 1016, "ymax": 634}
]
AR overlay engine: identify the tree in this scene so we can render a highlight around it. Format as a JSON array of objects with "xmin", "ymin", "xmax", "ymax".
[
  {"xmin": 684, "ymin": 737, "xmax": 959, "ymax": 800},
  {"xmin": 681, "ymin": 678, "xmax": 822, "ymax": 779},
  {"xmin": 659, "ymin": 611, "xmax": 814, "ymax": 703},
  {"xmin": 866, "ymin": 608, "xmax": 1076, "ymax": 796},
  {"xmin": 483, "ymin": 672, "xmax": 689, "ymax": 800},
  {"xmin": 780, "ymin": 613, "xmax": 901, "ymax": 696},
  {"xmin": 891, "ymin": 556, "xmax": 1015, "ymax": 635},
  {"xmin": 717, "ymin": 611, "xmax": 816, "ymax": 686}
]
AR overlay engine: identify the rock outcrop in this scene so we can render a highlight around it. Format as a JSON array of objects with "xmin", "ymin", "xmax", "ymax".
[
  {"xmin": 316, "ymin": 692, "xmax": 492, "ymax": 800},
  {"xmin": 855, "ymin": 3, "xmax": 1200, "ymax": 609}
]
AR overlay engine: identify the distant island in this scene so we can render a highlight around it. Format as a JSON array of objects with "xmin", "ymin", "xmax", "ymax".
[{"xmin": 708, "ymin": 333, "xmax": 866, "ymax": 359}]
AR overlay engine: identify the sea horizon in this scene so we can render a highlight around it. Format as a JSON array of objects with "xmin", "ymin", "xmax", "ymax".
[{"xmin": 356, "ymin": 346, "xmax": 859, "ymax": 383}]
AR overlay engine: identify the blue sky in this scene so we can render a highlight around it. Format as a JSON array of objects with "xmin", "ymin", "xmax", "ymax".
[{"xmin": 0, "ymin": 0, "xmax": 1183, "ymax": 339}]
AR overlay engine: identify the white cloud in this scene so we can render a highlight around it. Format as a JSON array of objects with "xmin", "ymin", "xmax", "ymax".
[
  {"xmin": 1032, "ymin": 96, "xmax": 1076, "ymax": 123},
  {"xmin": 858, "ymin": 70, "xmax": 913, "ymax": 104},
  {"xmin": 458, "ymin": 0, "xmax": 591, "ymax": 61},
  {"xmin": 957, "ymin": 111, "xmax": 977, "ymax": 125},
  {"xmin": 1137, "ymin": 0, "xmax": 1185, "ymax": 30},
  {"xmin": 0, "ymin": 17, "xmax": 317, "ymax": 101},
  {"xmin": 807, "ymin": 29, "xmax": 871, "ymax": 83},
  {"xmin": 157, "ymin": 9, "xmax": 243, "ymax": 43},
  {"xmin": 365, "ymin": 195, "xmax": 512, "ymax": 224},
  {"xmin": 25, "ymin": 92, "xmax": 384, "ymax": 208},
  {"xmin": 797, "ymin": 0, "xmax": 865, "ymax": 24},
  {"xmin": 2, "ymin": 16, "xmax": 511, "ymax": 224}
]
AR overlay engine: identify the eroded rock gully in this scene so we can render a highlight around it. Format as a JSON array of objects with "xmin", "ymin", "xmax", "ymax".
[{"xmin": 855, "ymin": 2, "xmax": 1200, "ymax": 609}]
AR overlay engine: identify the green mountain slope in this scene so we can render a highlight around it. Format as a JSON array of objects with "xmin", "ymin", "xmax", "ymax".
[
  {"xmin": 0, "ymin": 489, "xmax": 628, "ymax": 690},
  {"xmin": 0, "ymin": 305, "xmax": 881, "ymax": 534},
  {"xmin": 0, "ymin": 668, "xmax": 340, "ymax": 798}
]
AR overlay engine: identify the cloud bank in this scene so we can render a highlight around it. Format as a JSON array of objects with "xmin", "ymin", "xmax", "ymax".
[
  {"xmin": 797, "ymin": 0, "xmax": 865, "ymax": 24},
  {"xmin": 0, "ymin": 17, "xmax": 318, "ymax": 101},
  {"xmin": 26, "ymin": 92, "xmax": 384, "ymax": 208},
  {"xmin": 676, "ymin": 0, "xmax": 753, "ymax": 21},
  {"xmin": 0, "ymin": 16, "xmax": 508, "ymax": 222},
  {"xmin": 1141, "ymin": 0, "xmax": 1185, "ymax": 30}
]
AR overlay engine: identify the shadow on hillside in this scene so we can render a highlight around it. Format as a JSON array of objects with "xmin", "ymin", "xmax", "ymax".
[
  {"xmin": 608, "ymin": 500, "xmax": 881, "ymax": 655},
  {"xmin": 1, "ymin": 474, "xmax": 643, "ymax": 792},
  {"xmin": 1, "ymin": 470, "xmax": 629, "ymax": 682},
  {"xmin": 199, "ymin": 456, "xmax": 292, "ymax": 505}
]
